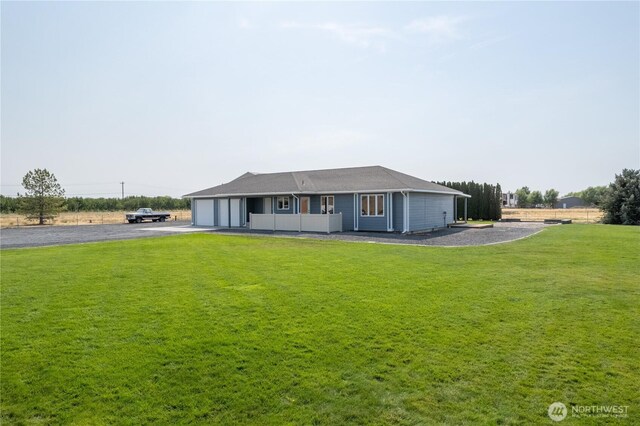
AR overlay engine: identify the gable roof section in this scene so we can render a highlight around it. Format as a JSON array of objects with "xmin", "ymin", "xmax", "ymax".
[{"xmin": 184, "ymin": 166, "xmax": 468, "ymax": 198}]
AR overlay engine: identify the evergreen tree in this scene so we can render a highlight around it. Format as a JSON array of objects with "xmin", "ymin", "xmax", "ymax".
[
  {"xmin": 18, "ymin": 169, "xmax": 65, "ymax": 224},
  {"xmin": 601, "ymin": 169, "xmax": 640, "ymax": 225}
]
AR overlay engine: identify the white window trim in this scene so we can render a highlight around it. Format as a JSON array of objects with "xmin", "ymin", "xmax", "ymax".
[
  {"xmin": 360, "ymin": 194, "xmax": 385, "ymax": 217},
  {"xmin": 277, "ymin": 196, "xmax": 290, "ymax": 210},
  {"xmin": 321, "ymin": 195, "xmax": 335, "ymax": 215}
]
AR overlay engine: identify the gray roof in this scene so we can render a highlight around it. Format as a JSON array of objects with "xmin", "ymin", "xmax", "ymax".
[{"xmin": 184, "ymin": 166, "xmax": 468, "ymax": 198}]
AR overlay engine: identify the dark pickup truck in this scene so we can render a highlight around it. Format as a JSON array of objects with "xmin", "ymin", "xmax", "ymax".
[{"xmin": 126, "ymin": 208, "xmax": 171, "ymax": 223}]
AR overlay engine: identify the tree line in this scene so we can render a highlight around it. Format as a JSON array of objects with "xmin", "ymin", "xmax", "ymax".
[
  {"xmin": 1, "ymin": 169, "xmax": 189, "ymax": 223},
  {"xmin": 7, "ymin": 168, "xmax": 637, "ymax": 225},
  {"xmin": 513, "ymin": 170, "xmax": 638, "ymax": 224},
  {"xmin": 1, "ymin": 194, "xmax": 190, "ymax": 215},
  {"xmin": 513, "ymin": 187, "xmax": 559, "ymax": 208},
  {"xmin": 565, "ymin": 186, "xmax": 608, "ymax": 206},
  {"xmin": 435, "ymin": 181, "xmax": 502, "ymax": 221}
]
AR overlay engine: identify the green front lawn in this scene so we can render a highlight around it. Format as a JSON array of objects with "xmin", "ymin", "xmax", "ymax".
[{"xmin": 1, "ymin": 225, "xmax": 638, "ymax": 424}]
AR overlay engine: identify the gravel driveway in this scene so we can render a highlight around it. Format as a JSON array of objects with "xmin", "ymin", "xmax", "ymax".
[
  {"xmin": 1, "ymin": 221, "xmax": 550, "ymax": 249},
  {"xmin": 0, "ymin": 221, "xmax": 197, "ymax": 249}
]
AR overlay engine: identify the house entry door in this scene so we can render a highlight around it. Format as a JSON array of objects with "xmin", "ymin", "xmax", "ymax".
[{"xmin": 300, "ymin": 197, "xmax": 310, "ymax": 214}]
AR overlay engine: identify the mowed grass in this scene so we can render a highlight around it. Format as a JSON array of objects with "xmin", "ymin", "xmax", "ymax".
[{"xmin": 1, "ymin": 225, "xmax": 638, "ymax": 424}]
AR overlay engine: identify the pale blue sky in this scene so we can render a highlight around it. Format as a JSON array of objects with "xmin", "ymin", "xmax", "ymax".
[{"xmin": 2, "ymin": 1, "xmax": 638, "ymax": 198}]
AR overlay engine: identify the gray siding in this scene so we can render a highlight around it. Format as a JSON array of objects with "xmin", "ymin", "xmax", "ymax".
[
  {"xmin": 309, "ymin": 195, "xmax": 322, "ymax": 214},
  {"xmin": 300, "ymin": 194, "xmax": 354, "ymax": 230},
  {"xmin": 246, "ymin": 197, "xmax": 264, "ymax": 215},
  {"xmin": 393, "ymin": 193, "xmax": 404, "ymax": 231},
  {"xmin": 274, "ymin": 196, "xmax": 294, "ymax": 214},
  {"xmin": 357, "ymin": 193, "xmax": 388, "ymax": 232},
  {"xmin": 334, "ymin": 194, "xmax": 354, "ymax": 231},
  {"xmin": 408, "ymin": 193, "xmax": 454, "ymax": 231}
]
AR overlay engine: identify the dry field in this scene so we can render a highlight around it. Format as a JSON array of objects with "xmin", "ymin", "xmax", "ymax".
[
  {"xmin": 0, "ymin": 210, "xmax": 191, "ymax": 228},
  {"xmin": 501, "ymin": 208, "xmax": 603, "ymax": 223}
]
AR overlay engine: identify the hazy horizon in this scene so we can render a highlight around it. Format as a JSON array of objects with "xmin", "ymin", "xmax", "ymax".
[{"xmin": 2, "ymin": 2, "xmax": 638, "ymax": 199}]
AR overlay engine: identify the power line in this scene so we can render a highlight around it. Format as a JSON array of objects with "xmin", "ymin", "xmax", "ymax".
[
  {"xmin": 1, "ymin": 182, "xmax": 120, "ymax": 187},
  {"xmin": 2, "ymin": 182, "xmax": 189, "ymax": 191}
]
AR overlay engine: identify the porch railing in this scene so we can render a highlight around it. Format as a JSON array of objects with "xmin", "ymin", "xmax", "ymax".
[{"xmin": 249, "ymin": 213, "xmax": 342, "ymax": 233}]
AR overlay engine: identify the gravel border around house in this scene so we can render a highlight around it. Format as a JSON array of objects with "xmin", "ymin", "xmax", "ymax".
[{"xmin": 213, "ymin": 222, "xmax": 551, "ymax": 247}]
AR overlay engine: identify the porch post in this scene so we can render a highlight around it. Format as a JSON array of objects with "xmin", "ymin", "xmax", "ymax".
[
  {"xmin": 454, "ymin": 196, "xmax": 457, "ymax": 223},
  {"xmin": 464, "ymin": 198, "xmax": 468, "ymax": 222},
  {"xmin": 354, "ymin": 193, "xmax": 359, "ymax": 231},
  {"xmin": 388, "ymin": 192, "xmax": 393, "ymax": 231}
]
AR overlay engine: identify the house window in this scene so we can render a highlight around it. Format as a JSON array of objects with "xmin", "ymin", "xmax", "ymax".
[
  {"xmin": 321, "ymin": 195, "xmax": 334, "ymax": 214},
  {"xmin": 361, "ymin": 194, "xmax": 384, "ymax": 217},
  {"xmin": 277, "ymin": 196, "xmax": 290, "ymax": 210}
]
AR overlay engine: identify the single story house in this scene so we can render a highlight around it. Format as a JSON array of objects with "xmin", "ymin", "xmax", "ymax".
[{"xmin": 183, "ymin": 166, "xmax": 470, "ymax": 233}]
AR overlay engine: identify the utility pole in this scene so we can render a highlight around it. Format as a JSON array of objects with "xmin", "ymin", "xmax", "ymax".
[{"xmin": 120, "ymin": 181, "xmax": 125, "ymax": 199}]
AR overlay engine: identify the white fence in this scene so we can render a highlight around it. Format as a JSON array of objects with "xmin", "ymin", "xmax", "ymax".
[{"xmin": 249, "ymin": 213, "xmax": 343, "ymax": 233}]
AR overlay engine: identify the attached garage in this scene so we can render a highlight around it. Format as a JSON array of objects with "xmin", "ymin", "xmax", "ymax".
[
  {"xmin": 230, "ymin": 199, "xmax": 241, "ymax": 227},
  {"xmin": 194, "ymin": 199, "xmax": 214, "ymax": 226},
  {"xmin": 191, "ymin": 197, "xmax": 245, "ymax": 228},
  {"xmin": 218, "ymin": 199, "xmax": 229, "ymax": 226}
]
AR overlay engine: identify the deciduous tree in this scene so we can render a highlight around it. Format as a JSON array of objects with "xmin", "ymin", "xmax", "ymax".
[
  {"xmin": 515, "ymin": 187, "xmax": 531, "ymax": 208},
  {"xmin": 528, "ymin": 190, "xmax": 544, "ymax": 207},
  {"xmin": 544, "ymin": 189, "xmax": 559, "ymax": 208}
]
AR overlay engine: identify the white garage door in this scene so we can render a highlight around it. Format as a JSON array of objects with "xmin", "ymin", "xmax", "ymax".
[
  {"xmin": 195, "ymin": 199, "xmax": 214, "ymax": 226},
  {"xmin": 218, "ymin": 199, "xmax": 229, "ymax": 227},
  {"xmin": 230, "ymin": 199, "xmax": 240, "ymax": 227}
]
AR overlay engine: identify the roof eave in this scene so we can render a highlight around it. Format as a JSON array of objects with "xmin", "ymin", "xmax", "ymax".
[{"xmin": 185, "ymin": 188, "xmax": 469, "ymax": 198}]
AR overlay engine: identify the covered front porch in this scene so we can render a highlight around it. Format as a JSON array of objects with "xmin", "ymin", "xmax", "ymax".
[
  {"xmin": 249, "ymin": 213, "xmax": 343, "ymax": 233},
  {"xmin": 454, "ymin": 195, "xmax": 469, "ymax": 223}
]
